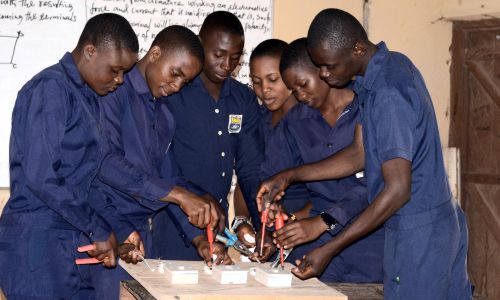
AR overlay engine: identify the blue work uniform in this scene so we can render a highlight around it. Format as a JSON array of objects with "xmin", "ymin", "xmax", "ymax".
[
  {"xmin": 282, "ymin": 100, "xmax": 384, "ymax": 283},
  {"xmin": 259, "ymin": 106, "xmax": 309, "ymax": 213},
  {"xmin": 89, "ymin": 66, "xmax": 196, "ymax": 300},
  {"xmin": 354, "ymin": 42, "xmax": 471, "ymax": 299},
  {"xmin": 0, "ymin": 53, "xmax": 112, "ymax": 299},
  {"xmin": 151, "ymin": 75, "xmax": 263, "ymax": 259}
]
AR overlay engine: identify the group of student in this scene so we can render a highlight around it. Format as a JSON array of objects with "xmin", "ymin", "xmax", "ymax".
[{"xmin": 0, "ymin": 7, "xmax": 472, "ymax": 300}]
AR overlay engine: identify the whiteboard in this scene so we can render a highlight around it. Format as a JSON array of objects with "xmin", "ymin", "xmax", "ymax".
[{"xmin": 0, "ymin": 0, "xmax": 273, "ymax": 187}]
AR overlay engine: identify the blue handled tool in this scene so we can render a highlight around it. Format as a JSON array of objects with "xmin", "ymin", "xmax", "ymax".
[{"xmin": 215, "ymin": 227, "xmax": 253, "ymax": 257}]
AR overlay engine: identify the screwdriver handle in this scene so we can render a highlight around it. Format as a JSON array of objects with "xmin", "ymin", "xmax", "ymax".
[
  {"xmin": 275, "ymin": 213, "xmax": 285, "ymax": 269},
  {"xmin": 207, "ymin": 225, "xmax": 214, "ymax": 260}
]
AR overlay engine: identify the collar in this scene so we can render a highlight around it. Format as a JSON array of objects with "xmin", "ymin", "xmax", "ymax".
[
  {"xmin": 295, "ymin": 96, "xmax": 357, "ymax": 123},
  {"xmin": 60, "ymin": 52, "xmax": 100, "ymax": 101},
  {"xmin": 192, "ymin": 74, "xmax": 232, "ymax": 99},
  {"xmin": 353, "ymin": 41, "xmax": 389, "ymax": 94},
  {"xmin": 128, "ymin": 65, "xmax": 154, "ymax": 101},
  {"xmin": 60, "ymin": 52, "xmax": 85, "ymax": 89}
]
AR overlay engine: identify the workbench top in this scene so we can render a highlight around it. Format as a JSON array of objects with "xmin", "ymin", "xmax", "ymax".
[{"xmin": 119, "ymin": 260, "xmax": 348, "ymax": 300}]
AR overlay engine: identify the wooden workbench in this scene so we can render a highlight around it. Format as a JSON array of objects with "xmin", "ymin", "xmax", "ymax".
[{"xmin": 119, "ymin": 260, "xmax": 347, "ymax": 300}]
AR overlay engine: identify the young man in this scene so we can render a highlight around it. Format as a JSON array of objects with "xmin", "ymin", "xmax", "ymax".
[
  {"xmin": 258, "ymin": 9, "xmax": 471, "ymax": 299},
  {"xmin": 0, "ymin": 13, "xmax": 137, "ymax": 299},
  {"xmin": 267, "ymin": 38, "xmax": 384, "ymax": 283},
  {"xmin": 152, "ymin": 11, "xmax": 262, "ymax": 260},
  {"xmin": 89, "ymin": 25, "xmax": 226, "ymax": 300}
]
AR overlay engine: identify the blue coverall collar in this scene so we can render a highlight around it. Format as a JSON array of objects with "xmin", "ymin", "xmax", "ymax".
[{"xmin": 354, "ymin": 42, "xmax": 389, "ymax": 94}]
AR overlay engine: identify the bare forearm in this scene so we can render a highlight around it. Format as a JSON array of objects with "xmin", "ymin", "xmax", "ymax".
[
  {"xmin": 322, "ymin": 158, "xmax": 411, "ymax": 254},
  {"xmin": 327, "ymin": 186, "xmax": 408, "ymax": 252},
  {"xmin": 290, "ymin": 143, "xmax": 363, "ymax": 183},
  {"xmin": 160, "ymin": 186, "xmax": 192, "ymax": 205}
]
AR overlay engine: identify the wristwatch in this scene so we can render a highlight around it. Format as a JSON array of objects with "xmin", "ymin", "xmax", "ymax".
[
  {"xmin": 231, "ymin": 216, "xmax": 252, "ymax": 232},
  {"xmin": 320, "ymin": 212, "xmax": 338, "ymax": 232}
]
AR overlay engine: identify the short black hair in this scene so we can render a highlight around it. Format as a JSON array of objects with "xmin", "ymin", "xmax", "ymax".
[
  {"xmin": 199, "ymin": 11, "xmax": 244, "ymax": 40},
  {"xmin": 279, "ymin": 38, "xmax": 316, "ymax": 74},
  {"xmin": 152, "ymin": 25, "xmax": 204, "ymax": 66},
  {"xmin": 77, "ymin": 13, "xmax": 139, "ymax": 53},
  {"xmin": 250, "ymin": 39, "xmax": 288, "ymax": 63},
  {"xmin": 307, "ymin": 8, "xmax": 367, "ymax": 51}
]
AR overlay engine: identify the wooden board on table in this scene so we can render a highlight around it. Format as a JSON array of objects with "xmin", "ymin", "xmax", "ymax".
[{"xmin": 119, "ymin": 260, "xmax": 347, "ymax": 300}]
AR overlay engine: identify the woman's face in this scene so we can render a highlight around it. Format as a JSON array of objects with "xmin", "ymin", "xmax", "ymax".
[
  {"xmin": 250, "ymin": 55, "xmax": 291, "ymax": 111},
  {"xmin": 281, "ymin": 64, "xmax": 330, "ymax": 110}
]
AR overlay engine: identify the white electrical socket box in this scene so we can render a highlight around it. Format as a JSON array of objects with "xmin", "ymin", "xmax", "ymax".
[{"xmin": 255, "ymin": 267, "xmax": 293, "ymax": 287}]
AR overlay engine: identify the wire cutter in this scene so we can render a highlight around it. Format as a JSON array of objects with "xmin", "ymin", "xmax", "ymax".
[{"xmin": 215, "ymin": 227, "xmax": 253, "ymax": 256}]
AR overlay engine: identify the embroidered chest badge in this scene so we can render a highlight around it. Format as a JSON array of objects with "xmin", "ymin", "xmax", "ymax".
[{"xmin": 228, "ymin": 114, "xmax": 243, "ymax": 134}]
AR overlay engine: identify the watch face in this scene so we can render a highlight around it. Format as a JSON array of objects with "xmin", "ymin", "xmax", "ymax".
[{"xmin": 320, "ymin": 212, "xmax": 338, "ymax": 231}]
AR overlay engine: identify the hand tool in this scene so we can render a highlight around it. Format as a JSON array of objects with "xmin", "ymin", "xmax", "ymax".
[
  {"xmin": 260, "ymin": 193, "xmax": 272, "ymax": 256},
  {"xmin": 207, "ymin": 224, "xmax": 214, "ymax": 268},
  {"xmin": 270, "ymin": 247, "xmax": 292, "ymax": 269},
  {"xmin": 216, "ymin": 227, "xmax": 261, "ymax": 264},
  {"xmin": 75, "ymin": 243, "xmax": 135, "ymax": 265},
  {"xmin": 275, "ymin": 213, "xmax": 285, "ymax": 270}
]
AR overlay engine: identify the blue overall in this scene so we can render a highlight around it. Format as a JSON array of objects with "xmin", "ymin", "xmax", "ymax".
[
  {"xmin": 88, "ymin": 66, "xmax": 194, "ymax": 300},
  {"xmin": 259, "ymin": 106, "xmax": 310, "ymax": 213},
  {"xmin": 354, "ymin": 42, "xmax": 472, "ymax": 299},
  {"xmin": 0, "ymin": 53, "xmax": 112, "ymax": 299},
  {"xmin": 151, "ymin": 76, "xmax": 263, "ymax": 260},
  {"xmin": 281, "ymin": 100, "xmax": 384, "ymax": 283}
]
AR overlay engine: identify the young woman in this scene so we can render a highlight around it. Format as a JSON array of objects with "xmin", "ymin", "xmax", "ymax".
[{"xmin": 249, "ymin": 39, "xmax": 311, "ymax": 261}]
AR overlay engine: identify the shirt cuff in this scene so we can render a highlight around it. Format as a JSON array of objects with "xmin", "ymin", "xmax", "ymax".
[
  {"xmin": 185, "ymin": 226, "xmax": 204, "ymax": 243},
  {"xmin": 87, "ymin": 215, "xmax": 113, "ymax": 243},
  {"xmin": 140, "ymin": 175, "xmax": 176, "ymax": 202},
  {"xmin": 379, "ymin": 148, "xmax": 413, "ymax": 163},
  {"xmin": 113, "ymin": 220, "xmax": 137, "ymax": 244}
]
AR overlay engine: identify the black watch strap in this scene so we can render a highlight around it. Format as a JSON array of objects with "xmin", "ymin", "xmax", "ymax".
[{"xmin": 320, "ymin": 212, "xmax": 338, "ymax": 231}]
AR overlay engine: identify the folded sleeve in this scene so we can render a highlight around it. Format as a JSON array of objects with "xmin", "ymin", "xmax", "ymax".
[{"xmin": 373, "ymin": 88, "xmax": 416, "ymax": 163}]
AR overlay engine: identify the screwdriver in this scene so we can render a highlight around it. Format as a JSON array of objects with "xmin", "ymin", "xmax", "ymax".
[
  {"xmin": 207, "ymin": 224, "xmax": 214, "ymax": 268},
  {"xmin": 275, "ymin": 213, "xmax": 285, "ymax": 270},
  {"xmin": 260, "ymin": 194, "xmax": 271, "ymax": 257}
]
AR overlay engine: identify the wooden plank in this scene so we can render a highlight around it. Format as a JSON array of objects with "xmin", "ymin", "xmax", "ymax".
[
  {"xmin": 443, "ymin": 147, "xmax": 461, "ymax": 205},
  {"xmin": 119, "ymin": 260, "xmax": 347, "ymax": 300},
  {"xmin": 327, "ymin": 283, "xmax": 383, "ymax": 300}
]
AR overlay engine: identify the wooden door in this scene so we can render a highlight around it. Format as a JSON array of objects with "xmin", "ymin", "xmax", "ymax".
[{"xmin": 450, "ymin": 19, "xmax": 500, "ymax": 300}]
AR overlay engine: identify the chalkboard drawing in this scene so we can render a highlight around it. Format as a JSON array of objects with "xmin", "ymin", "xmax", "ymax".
[{"xmin": 0, "ymin": 31, "xmax": 24, "ymax": 68}]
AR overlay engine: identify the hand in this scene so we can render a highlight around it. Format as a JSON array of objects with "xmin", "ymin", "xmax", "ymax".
[
  {"xmin": 168, "ymin": 187, "xmax": 221, "ymax": 230},
  {"xmin": 250, "ymin": 229, "xmax": 276, "ymax": 262},
  {"xmin": 89, "ymin": 232, "xmax": 119, "ymax": 268},
  {"xmin": 120, "ymin": 231, "xmax": 145, "ymax": 264},
  {"xmin": 266, "ymin": 202, "xmax": 285, "ymax": 225},
  {"xmin": 274, "ymin": 216, "xmax": 327, "ymax": 249},
  {"xmin": 192, "ymin": 235, "xmax": 233, "ymax": 267},
  {"xmin": 256, "ymin": 171, "xmax": 293, "ymax": 211},
  {"xmin": 235, "ymin": 223, "xmax": 256, "ymax": 248},
  {"xmin": 200, "ymin": 193, "xmax": 226, "ymax": 233},
  {"xmin": 292, "ymin": 244, "xmax": 334, "ymax": 280}
]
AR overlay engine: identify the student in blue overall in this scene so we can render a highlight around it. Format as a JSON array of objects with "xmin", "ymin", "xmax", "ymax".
[
  {"xmin": 258, "ymin": 9, "xmax": 472, "ymax": 299},
  {"xmin": 152, "ymin": 11, "xmax": 263, "ymax": 260},
  {"xmin": 89, "ymin": 25, "xmax": 227, "ymax": 300},
  {"xmin": 255, "ymin": 38, "xmax": 383, "ymax": 283},
  {"xmin": 248, "ymin": 39, "xmax": 311, "ymax": 260},
  {"xmin": 0, "ymin": 14, "xmax": 138, "ymax": 299}
]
